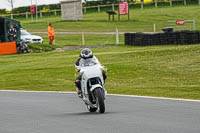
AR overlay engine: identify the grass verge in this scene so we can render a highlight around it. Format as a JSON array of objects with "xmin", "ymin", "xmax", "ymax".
[
  {"xmin": 0, "ymin": 45, "xmax": 200, "ymax": 99},
  {"xmin": 27, "ymin": 34, "xmax": 124, "ymax": 52},
  {"xmin": 17, "ymin": 5, "xmax": 200, "ymax": 32}
]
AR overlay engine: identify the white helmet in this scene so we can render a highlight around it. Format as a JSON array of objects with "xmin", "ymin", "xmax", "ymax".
[{"xmin": 80, "ymin": 48, "xmax": 93, "ymax": 59}]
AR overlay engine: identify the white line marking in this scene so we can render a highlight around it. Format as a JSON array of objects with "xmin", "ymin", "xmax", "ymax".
[
  {"xmin": 0, "ymin": 90, "xmax": 76, "ymax": 94},
  {"xmin": 109, "ymin": 94, "xmax": 200, "ymax": 103},
  {"xmin": 0, "ymin": 90, "xmax": 200, "ymax": 103}
]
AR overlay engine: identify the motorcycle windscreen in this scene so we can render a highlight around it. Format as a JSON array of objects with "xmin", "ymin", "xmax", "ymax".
[{"xmin": 79, "ymin": 58, "xmax": 97, "ymax": 67}]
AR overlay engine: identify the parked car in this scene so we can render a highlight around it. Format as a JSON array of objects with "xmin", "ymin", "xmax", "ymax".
[{"xmin": 20, "ymin": 29, "xmax": 43, "ymax": 44}]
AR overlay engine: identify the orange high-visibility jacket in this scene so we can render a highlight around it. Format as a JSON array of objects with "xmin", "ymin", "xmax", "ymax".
[{"xmin": 48, "ymin": 26, "xmax": 55, "ymax": 37}]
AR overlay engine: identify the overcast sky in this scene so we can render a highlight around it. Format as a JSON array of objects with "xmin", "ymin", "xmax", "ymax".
[{"xmin": 0, "ymin": 0, "xmax": 62, "ymax": 10}]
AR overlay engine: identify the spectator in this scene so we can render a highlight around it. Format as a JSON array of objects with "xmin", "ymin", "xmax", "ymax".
[
  {"xmin": 48, "ymin": 23, "xmax": 55, "ymax": 44},
  {"xmin": 16, "ymin": 24, "xmax": 23, "ymax": 30},
  {"xmin": 8, "ymin": 25, "xmax": 17, "ymax": 42}
]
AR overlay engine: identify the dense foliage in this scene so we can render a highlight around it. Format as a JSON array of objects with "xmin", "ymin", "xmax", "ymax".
[
  {"xmin": 0, "ymin": 9, "xmax": 6, "ymax": 14},
  {"xmin": 11, "ymin": 4, "xmax": 61, "ymax": 14},
  {"xmin": 1, "ymin": 0, "xmax": 199, "ymax": 14}
]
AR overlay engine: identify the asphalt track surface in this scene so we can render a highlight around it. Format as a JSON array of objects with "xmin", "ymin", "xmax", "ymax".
[{"xmin": 0, "ymin": 91, "xmax": 200, "ymax": 133}]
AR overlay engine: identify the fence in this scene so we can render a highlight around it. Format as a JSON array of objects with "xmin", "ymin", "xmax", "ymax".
[
  {"xmin": 83, "ymin": 0, "xmax": 200, "ymax": 12},
  {"xmin": 167, "ymin": 20, "xmax": 196, "ymax": 31},
  {"xmin": 6, "ymin": 9, "xmax": 61, "ymax": 20},
  {"xmin": 31, "ymin": 28, "xmax": 121, "ymax": 46},
  {"xmin": 1, "ymin": 0, "xmax": 200, "ymax": 20}
]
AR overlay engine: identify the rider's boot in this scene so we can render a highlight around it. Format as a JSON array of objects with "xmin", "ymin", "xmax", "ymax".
[
  {"xmin": 75, "ymin": 80, "xmax": 82, "ymax": 98},
  {"xmin": 76, "ymin": 88, "xmax": 82, "ymax": 98}
]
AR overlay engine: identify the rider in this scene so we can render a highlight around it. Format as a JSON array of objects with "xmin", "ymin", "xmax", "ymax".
[
  {"xmin": 75, "ymin": 48, "xmax": 107, "ymax": 97},
  {"xmin": 8, "ymin": 25, "xmax": 17, "ymax": 42}
]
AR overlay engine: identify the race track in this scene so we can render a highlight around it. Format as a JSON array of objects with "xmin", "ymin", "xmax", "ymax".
[{"xmin": 0, "ymin": 91, "xmax": 200, "ymax": 133}]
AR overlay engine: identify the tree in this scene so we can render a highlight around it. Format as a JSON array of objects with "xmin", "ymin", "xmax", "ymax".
[
  {"xmin": 7, "ymin": 0, "xmax": 15, "ymax": 11},
  {"xmin": 0, "ymin": 9, "xmax": 6, "ymax": 14}
]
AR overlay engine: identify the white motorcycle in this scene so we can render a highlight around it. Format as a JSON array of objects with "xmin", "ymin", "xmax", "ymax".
[{"xmin": 78, "ymin": 63, "xmax": 107, "ymax": 113}]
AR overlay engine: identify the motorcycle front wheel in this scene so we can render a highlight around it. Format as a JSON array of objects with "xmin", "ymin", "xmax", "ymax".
[{"xmin": 95, "ymin": 88, "xmax": 105, "ymax": 113}]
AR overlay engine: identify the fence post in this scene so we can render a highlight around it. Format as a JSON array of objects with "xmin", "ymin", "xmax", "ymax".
[
  {"xmin": 54, "ymin": 10, "xmax": 57, "ymax": 16},
  {"xmin": 184, "ymin": 0, "xmax": 186, "ymax": 5},
  {"xmin": 84, "ymin": 7, "xmax": 86, "ymax": 13},
  {"xmin": 170, "ymin": 0, "xmax": 172, "ymax": 7},
  {"xmin": 193, "ymin": 20, "xmax": 196, "ymax": 31},
  {"xmin": 31, "ymin": 14, "xmax": 33, "ymax": 22},
  {"xmin": 153, "ymin": 24, "xmax": 156, "ymax": 33},
  {"xmin": 141, "ymin": 1, "xmax": 144, "ymax": 10},
  {"xmin": 98, "ymin": 5, "xmax": 100, "ymax": 13},
  {"xmin": 116, "ymin": 28, "xmax": 119, "ymax": 45},
  {"xmin": 11, "ymin": 14, "xmax": 13, "ymax": 19},
  {"xmin": 199, "ymin": 0, "xmax": 200, "ymax": 5},
  {"xmin": 40, "ymin": 12, "xmax": 42, "ymax": 18},
  {"xmin": 155, "ymin": 0, "xmax": 158, "ymax": 8},
  {"xmin": 26, "ymin": 12, "xmax": 28, "ymax": 19},
  {"xmin": 82, "ymin": 32, "xmax": 85, "ymax": 46},
  {"xmin": 112, "ymin": 3, "xmax": 115, "ymax": 11}
]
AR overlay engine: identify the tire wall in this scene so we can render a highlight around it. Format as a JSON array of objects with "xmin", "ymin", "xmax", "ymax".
[{"xmin": 124, "ymin": 31, "xmax": 200, "ymax": 46}]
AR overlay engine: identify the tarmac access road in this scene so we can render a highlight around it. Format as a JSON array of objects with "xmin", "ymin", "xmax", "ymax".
[{"xmin": 0, "ymin": 91, "xmax": 200, "ymax": 133}]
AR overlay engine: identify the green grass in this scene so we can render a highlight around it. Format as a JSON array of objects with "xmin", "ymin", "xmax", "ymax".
[
  {"xmin": 33, "ymin": 34, "xmax": 124, "ymax": 46},
  {"xmin": 15, "ymin": 5, "xmax": 200, "ymax": 50},
  {"xmin": 27, "ymin": 34, "xmax": 124, "ymax": 52},
  {"xmin": 28, "ymin": 43, "xmax": 59, "ymax": 52},
  {"xmin": 1, "ymin": 5, "xmax": 200, "ymax": 100},
  {"xmin": 16, "ymin": 5, "xmax": 200, "ymax": 32},
  {"xmin": 1, "ymin": 45, "xmax": 200, "ymax": 99}
]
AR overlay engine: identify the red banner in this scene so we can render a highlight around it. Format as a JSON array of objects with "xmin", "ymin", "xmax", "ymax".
[
  {"xmin": 119, "ymin": 2, "xmax": 128, "ymax": 15},
  {"xmin": 176, "ymin": 20, "xmax": 185, "ymax": 25},
  {"xmin": 30, "ymin": 5, "xmax": 36, "ymax": 15}
]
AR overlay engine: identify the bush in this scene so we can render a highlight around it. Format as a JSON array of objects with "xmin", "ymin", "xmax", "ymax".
[
  {"xmin": 0, "ymin": 9, "xmax": 6, "ymax": 14},
  {"xmin": 12, "ymin": 4, "xmax": 61, "ymax": 14},
  {"xmin": 28, "ymin": 44, "xmax": 59, "ymax": 53}
]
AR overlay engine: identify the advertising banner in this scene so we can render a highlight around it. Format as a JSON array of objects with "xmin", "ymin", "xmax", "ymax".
[
  {"xmin": 176, "ymin": 20, "xmax": 185, "ymax": 25},
  {"xmin": 119, "ymin": 2, "xmax": 129, "ymax": 15},
  {"xmin": 30, "ymin": 5, "xmax": 36, "ymax": 15}
]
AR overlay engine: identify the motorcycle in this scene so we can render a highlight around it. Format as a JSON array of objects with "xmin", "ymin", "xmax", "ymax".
[
  {"xmin": 77, "ymin": 63, "xmax": 107, "ymax": 113},
  {"xmin": 17, "ymin": 40, "xmax": 30, "ymax": 54}
]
